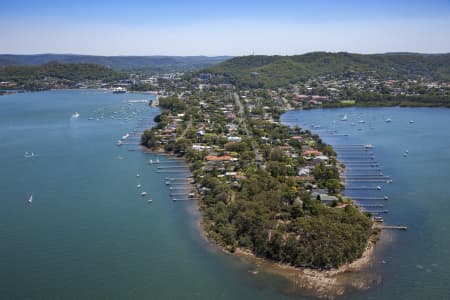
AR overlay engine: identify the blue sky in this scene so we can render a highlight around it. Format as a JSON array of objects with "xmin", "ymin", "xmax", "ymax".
[{"xmin": 1, "ymin": 0, "xmax": 449, "ymax": 55}]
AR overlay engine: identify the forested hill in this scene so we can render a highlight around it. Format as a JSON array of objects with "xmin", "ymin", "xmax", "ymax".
[
  {"xmin": 0, "ymin": 54, "xmax": 231, "ymax": 73},
  {"xmin": 204, "ymin": 52, "xmax": 450, "ymax": 88},
  {"xmin": 0, "ymin": 62, "xmax": 126, "ymax": 82}
]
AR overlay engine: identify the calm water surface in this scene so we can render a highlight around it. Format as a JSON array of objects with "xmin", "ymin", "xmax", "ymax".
[
  {"xmin": 0, "ymin": 90, "xmax": 293, "ymax": 300},
  {"xmin": 282, "ymin": 107, "xmax": 450, "ymax": 299},
  {"xmin": 1, "ymin": 91, "xmax": 449, "ymax": 299}
]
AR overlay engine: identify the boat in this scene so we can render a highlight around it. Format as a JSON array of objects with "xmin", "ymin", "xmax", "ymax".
[
  {"xmin": 359, "ymin": 120, "xmax": 365, "ymax": 123},
  {"xmin": 364, "ymin": 144, "xmax": 374, "ymax": 149},
  {"xmin": 149, "ymin": 159, "xmax": 153, "ymax": 164},
  {"xmin": 112, "ymin": 87, "xmax": 127, "ymax": 94},
  {"xmin": 341, "ymin": 114, "xmax": 348, "ymax": 121},
  {"xmin": 141, "ymin": 192, "xmax": 148, "ymax": 196},
  {"xmin": 165, "ymin": 181, "xmax": 170, "ymax": 185},
  {"xmin": 136, "ymin": 173, "xmax": 140, "ymax": 177},
  {"xmin": 71, "ymin": 112, "xmax": 80, "ymax": 119},
  {"xmin": 373, "ymin": 216, "xmax": 384, "ymax": 223},
  {"xmin": 385, "ymin": 118, "xmax": 392, "ymax": 123},
  {"xmin": 147, "ymin": 199, "xmax": 153, "ymax": 203},
  {"xmin": 116, "ymin": 140, "xmax": 123, "ymax": 146},
  {"xmin": 409, "ymin": 120, "xmax": 415, "ymax": 124},
  {"xmin": 136, "ymin": 184, "xmax": 141, "ymax": 188},
  {"xmin": 121, "ymin": 133, "xmax": 129, "ymax": 140},
  {"xmin": 24, "ymin": 152, "xmax": 35, "ymax": 158},
  {"xmin": 28, "ymin": 194, "xmax": 33, "ymax": 204},
  {"xmin": 377, "ymin": 186, "xmax": 382, "ymax": 190}
]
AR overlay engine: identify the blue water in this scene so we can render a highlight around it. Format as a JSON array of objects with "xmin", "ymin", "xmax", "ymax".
[
  {"xmin": 1, "ymin": 91, "xmax": 449, "ymax": 299},
  {"xmin": 0, "ymin": 90, "xmax": 302, "ymax": 300},
  {"xmin": 282, "ymin": 107, "xmax": 450, "ymax": 299}
]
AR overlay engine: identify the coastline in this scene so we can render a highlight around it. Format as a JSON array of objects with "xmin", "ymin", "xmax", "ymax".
[
  {"xmin": 141, "ymin": 105, "xmax": 381, "ymax": 299},
  {"xmin": 142, "ymin": 144, "xmax": 382, "ymax": 299}
]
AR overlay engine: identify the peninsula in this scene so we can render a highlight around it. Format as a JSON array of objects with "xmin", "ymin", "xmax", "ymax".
[{"xmin": 141, "ymin": 74, "xmax": 375, "ymax": 272}]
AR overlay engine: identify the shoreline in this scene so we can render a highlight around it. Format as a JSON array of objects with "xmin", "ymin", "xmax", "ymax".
[
  {"xmin": 142, "ymin": 143, "xmax": 382, "ymax": 299},
  {"xmin": 141, "ymin": 105, "xmax": 383, "ymax": 299}
]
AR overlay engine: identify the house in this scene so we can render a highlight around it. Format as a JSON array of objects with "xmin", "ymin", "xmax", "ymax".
[
  {"xmin": 298, "ymin": 167, "xmax": 310, "ymax": 176},
  {"xmin": 318, "ymin": 194, "xmax": 339, "ymax": 206},
  {"xmin": 302, "ymin": 150, "xmax": 323, "ymax": 156},
  {"xmin": 206, "ymin": 155, "xmax": 233, "ymax": 161},
  {"xmin": 227, "ymin": 136, "xmax": 242, "ymax": 142}
]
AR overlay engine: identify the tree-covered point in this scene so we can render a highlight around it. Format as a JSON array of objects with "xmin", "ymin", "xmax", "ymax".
[
  {"xmin": 0, "ymin": 62, "xmax": 127, "ymax": 83},
  {"xmin": 199, "ymin": 170, "xmax": 372, "ymax": 269}
]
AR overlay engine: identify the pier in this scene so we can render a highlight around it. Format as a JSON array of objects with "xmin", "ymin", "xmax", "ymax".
[
  {"xmin": 377, "ymin": 225, "xmax": 408, "ymax": 230},
  {"xmin": 345, "ymin": 186, "xmax": 382, "ymax": 190}
]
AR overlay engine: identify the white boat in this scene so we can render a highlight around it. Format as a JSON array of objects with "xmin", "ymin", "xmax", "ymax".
[
  {"xmin": 28, "ymin": 194, "xmax": 33, "ymax": 204},
  {"xmin": 121, "ymin": 133, "xmax": 129, "ymax": 140},
  {"xmin": 71, "ymin": 112, "xmax": 80, "ymax": 119},
  {"xmin": 147, "ymin": 199, "xmax": 153, "ymax": 203},
  {"xmin": 136, "ymin": 184, "xmax": 141, "ymax": 188},
  {"xmin": 341, "ymin": 114, "xmax": 348, "ymax": 121},
  {"xmin": 24, "ymin": 152, "xmax": 35, "ymax": 158},
  {"xmin": 409, "ymin": 120, "xmax": 415, "ymax": 124},
  {"xmin": 364, "ymin": 144, "xmax": 374, "ymax": 149},
  {"xmin": 149, "ymin": 159, "xmax": 153, "ymax": 164},
  {"xmin": 377, "ymin": 186, "xmax": 382, "ymax": 190},
  {"xmin": 385, "ymin": 118, "xmax": 392, "ymax": 123},
  {"xmin": 112, "ymin": 87, "xmax": 127, "ymax": 94},
  {"xmin": 116, "ymin": 140, "xmax": 123, "ymax": 146},
  {"xmin": 141, "ymin": 192, "xmax": 148, "ymax": 196},
  {"xmin": 359, "ymin": 120, "xmax": 365, "ymax": 123},
  {"xmin": 136, "ymin": 173, "xmax": 140, "ymax": 177}
]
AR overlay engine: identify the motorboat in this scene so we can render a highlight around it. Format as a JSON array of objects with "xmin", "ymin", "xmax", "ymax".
[
  {"xmin": 71, "ymin": 112, "xmax": 80, "ymax": 119},
  {"xmin": 112, "ymin": 87, "xmax": 127, "ymax": 94},
  {"xmin": 24, "ymin": 152, "xmax": 35, "ymax": 158}
]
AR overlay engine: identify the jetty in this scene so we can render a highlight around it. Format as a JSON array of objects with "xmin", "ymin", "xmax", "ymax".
[{"xmin": 377, "ymin": 225, "xmax": 408, "ymax": 230}]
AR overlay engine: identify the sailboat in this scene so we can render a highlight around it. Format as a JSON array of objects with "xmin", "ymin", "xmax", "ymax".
[
  {"xmin": 28, "ymin": 194, "xmax": 33, "ymax": 204},
  {"xmin": 341, "ymin": 114, "xmax": 348, "ymax": 121}
]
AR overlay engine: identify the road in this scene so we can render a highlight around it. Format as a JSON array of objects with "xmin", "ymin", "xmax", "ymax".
[{"xmin": 232, "ymin": 92, "xmax": 264, "ymax": 168}]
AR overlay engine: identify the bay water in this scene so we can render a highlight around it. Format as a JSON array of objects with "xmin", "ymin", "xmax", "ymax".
[
  {"xmin": 282, "ymin": 107, "xmax": 450, "ymax": 299},
  {"xmin": 1, "ymin": 90, "xmax": 449, "ymax": 299}
]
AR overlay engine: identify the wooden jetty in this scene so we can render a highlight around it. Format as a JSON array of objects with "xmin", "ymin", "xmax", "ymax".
[
  {"xmin": 358, "ymin": 204, "xmax": 384, "ymax": 208},
  {"xmin": 363, "ymin": 210, "xmax": 389, "ymax": 214},
  {"xmin": 157, "ymin": 166, "xmax": 190, "ymax": 169},
  {"xmin": 345, "ymin": 186, "xmax": 382, "ymax": 190},
  {"xmin": 378, "ymin": 225, "xmax": 408, "ymax": 230},
  {"xmin": 172, "ymin": 198, "xmax": 198, "ymax": 201},
  {"xmin": 345, "ymin": 196, "xmax": 388, "ymax": 200}
]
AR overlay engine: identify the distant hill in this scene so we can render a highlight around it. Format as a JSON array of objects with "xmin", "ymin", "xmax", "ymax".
[
  {"xmin": 0, "ymin": 62, "xmax": 127, "ymax": 91},
  {"xmin": 204, "ymin": 52, "xmax": 450, "ymax": 88},
  {"xmin": 0, "ymin": 54, "xmax": 231, "ymax": 73}
]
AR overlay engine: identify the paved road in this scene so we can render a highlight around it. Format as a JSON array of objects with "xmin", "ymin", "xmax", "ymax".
[{"xmin": 232, "ymin": 92, "xmax": 264, "ymax": 167}]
